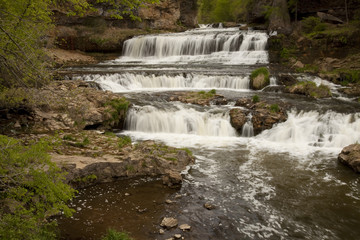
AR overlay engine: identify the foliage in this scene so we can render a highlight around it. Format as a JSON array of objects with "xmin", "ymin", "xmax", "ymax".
[
  {"xmin": 0, "ymin": 135, "xmax": 75, "ymax": 240},
  {"xmin": 101, "ymin": 228, "xmax": 133, "ymax": 240},
  {"xmin": 252, "ymin": 95, "xmax": 260, "ymax": 103},
  {"xmin": 269, "ymin": 104, "xmax": 279, "ymax": 113},
  {"xmin": 197, "ymin": 0, "xmax": 253, "ymax": 23},
  {"xmin": 0, "ymin": 0, "xmax": 158, "ymax": 89},
  {"xmin": 250, "ymin": 67, "xmax": 270, "ymax": 81},
  {"xmin": 118, "ymin": 135, "xmax": 132, "ymax": 149},
  {"xmin": 105, "ymin": 98, "xmax": 130, "ymax": 126},
  {"xmin": 301, "ymin": 16, "xmax": 328, "ymax": 35}
]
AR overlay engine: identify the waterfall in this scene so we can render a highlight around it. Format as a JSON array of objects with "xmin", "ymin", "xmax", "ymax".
[
  {"xmin": 257, "ymin": 110, "xmax": 360, "ymax": 149},
  {"xmin": 126, "ymin": 105, "xmax": 237, "ymax": 137},
  {"xmin": 116, "ymin": 28, "xmax": 269, "ymax": 65},
  {"xmin": 81, "ymin": 73, "xmax": 250, "ymax": 92},
  {"xmin": 241, "ymin": 113, "xmax": 254, "ymax": 137}
]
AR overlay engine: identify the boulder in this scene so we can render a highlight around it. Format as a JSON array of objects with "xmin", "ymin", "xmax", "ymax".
[
  {"xmin": 278, "ymin": 74, "xmax": 298, "ymax": 86},
  {"xmin": 232, "ymin": 98, "xmax": 288, "ymax": 135},
  {"xmin": 338, "ymin": 144, "xmax": 360, "ymax": 173},
  {"xmin": 250, "ymin": 68, "xmax": 270, "ymax": 90},
  {"xmin": 317, "ymin": 12, "xmax": 344, "ymax": 24},
  {"xmin": 229, "ymin": 109, "xmax": 247, "ymax": 132},
  {"xmin": 287, "ymin": 81, "xmax": 332, "ymax": 98}
]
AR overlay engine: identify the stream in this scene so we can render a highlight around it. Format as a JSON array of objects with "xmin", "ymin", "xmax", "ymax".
[{"xmin": 58, "ymin": 26, "xmax": 360, "ymax": 240}]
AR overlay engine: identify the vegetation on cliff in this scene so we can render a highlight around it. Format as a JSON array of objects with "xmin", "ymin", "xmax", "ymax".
[{"xmin": 0, "ymin": 135, "xmax": 75, "ymax": 239}]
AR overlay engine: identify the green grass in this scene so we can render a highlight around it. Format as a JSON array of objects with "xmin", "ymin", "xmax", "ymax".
[
  {"xmin": 101, "ymin": 229, "xmax": 133, "ymax": 240},
  {"xmin": 118, "ymin": 136, "xmax": 132, "ymax": 149}
]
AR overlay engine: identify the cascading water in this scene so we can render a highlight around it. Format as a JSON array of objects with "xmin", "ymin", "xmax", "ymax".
[
  {"xmin": 241, "ymin": 113, "xmax": 254, "ymax": 137},
  {"xmin": 80, "ymin": 73, "xmax": 250, "ymax": 92},
  {"xmin": 126, "ymin": 104, "xmax": 237, "ymax": 137},
  {"xmin": 117, "ymin": 28, "xmax": 268, "ymax": 65},
  {"xmin": 60, "ymin": 26, "xmax": 360, "ymax": 240}
]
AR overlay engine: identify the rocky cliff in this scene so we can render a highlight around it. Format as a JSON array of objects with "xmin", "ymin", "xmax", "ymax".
[{"xmin": 51, "ymin": 0, "xmax": 197, "ymax": 54}]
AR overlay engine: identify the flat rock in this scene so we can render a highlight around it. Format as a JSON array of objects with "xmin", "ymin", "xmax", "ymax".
[
  {"xmin": 161, "ymin": 217, "xmax": 178, "ymax": 229},
  {"xmin": 179, "ymin": 223, "xmax": 191, "ymax": 231}
]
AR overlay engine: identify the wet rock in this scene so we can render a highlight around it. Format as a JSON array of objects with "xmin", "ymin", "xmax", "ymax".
[
  {"xmin": 229, "ymin": 109, "xmax": 247, "ymax": 132},
  {"xmin": 278, "ymin": 74, "xmax": 298, "ymax": 87},
  {"xmin": 204, "ymin": 202, "xmax": 216, "ymax": 210},
  {"xmin": 338, "ymin": 144, "xmax": 360, "ymax": 173},
  {"xmin": 174, "ymin": 234, "xmax": 182, "ymax": 239},
  {"xmin": 179, "ymin": 224, "xmax": 191, "ymax": 231},
  {"xmin": 338, "ymin": 84, "xmax": 360, "ymax": 98},
  {"xmin": 170, "ymin": 91, "xmax": 227, "ymax": 106},
  {"xmin": 232, "ymin": 98, "xmax": 288, "ymax": 135},
  {"xmin": 162, "ymin": 170, "xmax": 183, "ymax": 188},
  {"xmin": 251, "ymin": 74, "xmax": 268, "ymax": 90},
  {"xmin": 161, "ymin": 217, "xmax": 178, "ymax": 229},
  {"xmin": 287, "ymin": 81, "xmax": 332, "ymax": 98}
]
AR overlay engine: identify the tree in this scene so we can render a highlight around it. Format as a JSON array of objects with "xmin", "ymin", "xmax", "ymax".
[
  {"xmin": 0, "ymin": 135, "xmax": 76, "ymax": 239},
  {"xmin": 0, "ymin": 0, "xmax": 158, "ymax": 89}
]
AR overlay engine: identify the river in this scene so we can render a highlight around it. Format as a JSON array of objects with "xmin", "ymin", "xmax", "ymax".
[{"xmin": 58, "ymin": 26, "xmax": 360, "ymax": 240}]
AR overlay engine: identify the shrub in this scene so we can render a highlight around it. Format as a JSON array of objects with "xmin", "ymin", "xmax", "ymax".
[
  {"xmin": 105, "ymin": 98, "xmax": 130, "ymax": 127},
  {"xmin": 0, "ymin": 135, "xmax": 75, "ymax": 239},
  {"xmin": 270, "ymin": 104, "xmax": 280, "ymax": 113},
  {"xmin": 101, "ymin": 229, "xmax": 133, "ymax": 240},
  {"xmin": 252, "ymin": 95, "xmax": 260, "ymax": 103},
  {"xmin": 302, "ymin": 16, "xmax": 322, "ymax": 34}
]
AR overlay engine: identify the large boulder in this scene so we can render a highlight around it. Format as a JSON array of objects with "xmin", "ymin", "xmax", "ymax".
[
  {"xmin": 229, "ymin": 109, "xmax": 247, "ymax": 132},
  {"xmin": 250, "ymin": 67, "xmax": 270, "ymax": 90},
  {"xmin": 338, "ymin": 144, "xmax": 360, "ymax": 173},
  {"xmin": 287, "ymin": 81, "xmax": 332, "ymax": 98},
  {"xmin": 230, "ymin": 98, "xmax": 288, "ymax": 135}
]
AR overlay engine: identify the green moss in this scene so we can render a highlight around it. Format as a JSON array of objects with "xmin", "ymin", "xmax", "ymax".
[
  {"xmin": 63, "ymin": 134, "xmax": 76, "ymax": 141},
  {"xmin": 250, "ymin": 67, "xmax": 270, "ymax": 82},
  {"xmin": 252, "ymin": 95, "xmax": 260, "ymax": 103},
  {"xmin": 180, "ymin": 147, "xmax": 193, "ymax": 156},
  {"xmin": 197, "ymin": 89, "xmax": 217, "ymax": 99},
  {"xmin": 104, "ymin": 131, "xmax": 117, "ymax": 137},
  {"xmin": 165, "ymin": 157, "xmax": 177, "ymax": 162}
]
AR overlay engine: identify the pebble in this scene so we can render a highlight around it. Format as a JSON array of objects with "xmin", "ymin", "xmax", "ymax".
[
  {"xmin": 159, "ymin": 229, "xmax": 165, "ymax": 234},
  {"xmin": 165, "ymin": 199, "xmax": 174, "ymax": 204},
  {"xmin": 204, "ymin": 202, "xmax": 216, "ymax": 210},
  {"xmin": 174, "ymin": 234, "xmax": 182, "ymax": 239},
  {"xmin": 125, "ymin": 193, "xmax": 130, "ymax": 196}
]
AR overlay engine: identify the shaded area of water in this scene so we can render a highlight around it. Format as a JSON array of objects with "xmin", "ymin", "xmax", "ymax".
[{"xmin": 57, "ymin": 178, "xmax": 177, "ymax": 240}]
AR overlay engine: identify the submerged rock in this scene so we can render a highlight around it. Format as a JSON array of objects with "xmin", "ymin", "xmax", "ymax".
[
  {"xmin": 338, "ymin": 144, "xmax": 360, "ymax": 173},
  {"xmin": 204, "ymin": 202, "xmax": 216, "ymax": 210}
]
